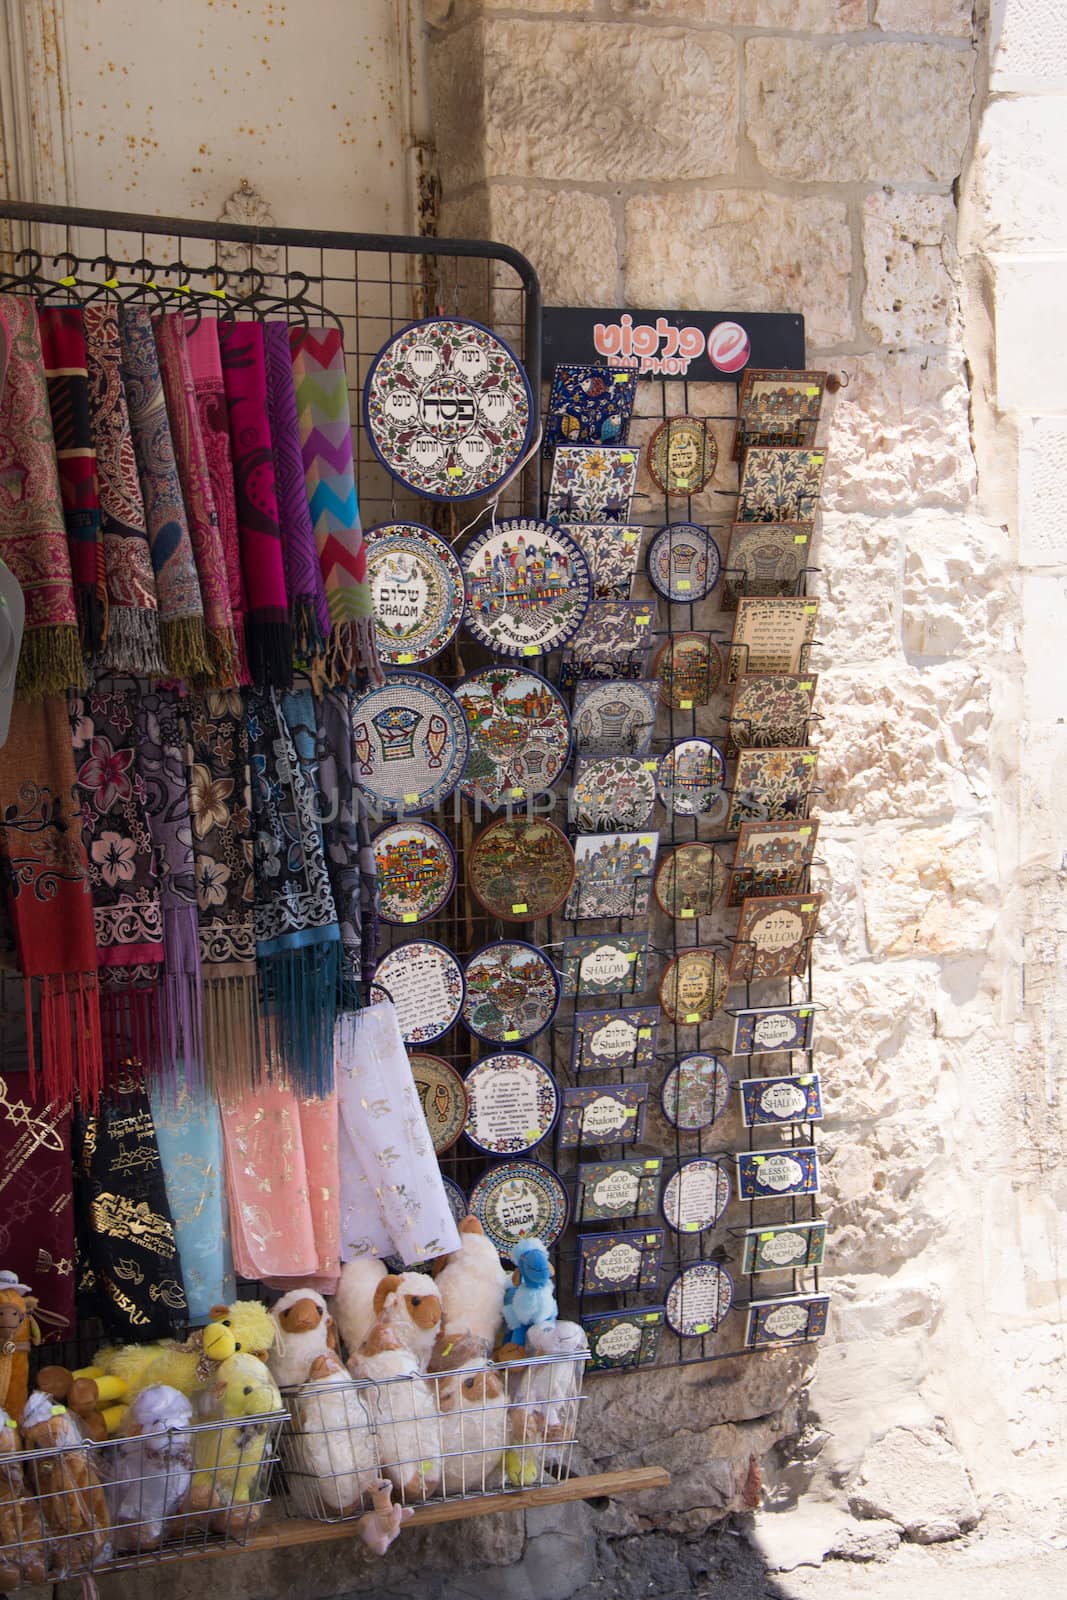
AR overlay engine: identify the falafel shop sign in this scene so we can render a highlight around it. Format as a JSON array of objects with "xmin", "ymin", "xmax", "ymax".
[{"xmin": 542, "ymin": 306, "xmax": 805, "ymax": 382}]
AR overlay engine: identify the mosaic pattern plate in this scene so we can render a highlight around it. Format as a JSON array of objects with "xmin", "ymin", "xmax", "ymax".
[
  {"xmin": 457, "ymin": 666, "xmax": 571, "ymax": 808},
  {"xmin": 659, "ymin": 948, "xmax": 729, "ymax": 1025},
  {"xmin": 462, "ymin": 518, "xmax": 591, "ymax": 658},
  {"xmin": 410, "ymin": 1052, "xmax": 469, "ymax": 1154},
  {"xmin": 462, "ymin": 940, "xmax": 561, "ymax": 1044},
  {"xmin": 576, "ymin": 1227, "xmax": 663, "ymax": 1295},
  {"xmin": 544, "ymin": 363, "xmax": 638, "ymax": 453},
  {"xmin": 571, "ymin": 1006, "xmax": 660, "ymax": 1074},
  {"xmin": 733, "ymin": 370, "xmax": 826, "ymax": 460},
  {"xmin": 646, "ymin": 523, "xmax": 721, "ymax": 603},
  {"xmin": 584, "ymin": 1306, "xmax": 665, "ymax": 1370},
  {"xmin": 365, "ymin": 523, "xmax": 465, "ymax": 665},
  {"xmin": 561, "ymin": 934, "xmax": 649, "ymax": 998},
  {"xmin": 565, "ymin": 523, "xmax": 643, "ymax": 600},
  {"xmin": 363, "ymin": 316, "xmax": 534, "ymax": 503},
  {"xmin": 468, "ymin": 1160, "xmax": 569, "ymax": 1255},
  {"xmin": 661, "ymin": 1053, "xmax": 731, "ymax": 1132},
  {"xmin": 647, "ymin": 416, "xmax": 717, "ymax": 497},
  {"xmin": 569, "ymin": 755, "xmax": 657, "ymax": 832},
  {"xmin": 657, "ymin": 738, "xmax": 726, "ymax": 818},
  {"xmin": 662, "ymin": 1157, "xmax": 732, "ymax": 1234},
  {"xmin": 653, "ymin": 843, "xmax": 727, "ymax": 921},
  {"xmin": 373, "ymin": 820, "xmax": 456, "ymax": 925},
  {"xmin": 560, "ymin": 600, "xmax": 655, "ymax": 686},
  {"xmin": 665, "ymin": 1261, "xmax": 734, "ymax": 1337},
  {"xmin": 728, "ymin": 673, "xmax": 817, "ymax": 750},
  {"xmin": 374, "ymin": 939, "xmax": 465, "ymax": 1045},
  {"xmin": 651, "ymin": 633, "xmax": 722, "ymax": 711},
  {"xmin": 566, "ymin": 831, "xmax": 659, "ymax": 920},
  {"xmin": 740, "ymin": 1220, "xmax": 827, "ymax": 1276},
  {"xmin": 442, "ymin": 1176, "xmax": 468, "ymax": 1227},
  {"xmin": 560, "ymin": 1083, "xmax": 648, "ymax": 1148},
  {"xmin": 467, "ymin": 815, "xmax": 575, "ymax": 923},
  {"xmin": 352, "ymin": 672, "xmax": 469, "ymax": 816},
  {"xmin": 745, "ymin": 1294, "xmax": 830, "ymax": 1348},
  {"xmin": 721, "ymin": 521, "xmax": 813, "ymax": 610},
  {"xmin": 737, "ymin": 446, "xmax": 825, "ymax": 523},
  {"xmin": 547, "ymin": 444, "xmax": 638, "ymax": 524},
  {"xmin": 463, "ymin": 1052, "xmax": 559, "ymax": 1155}
]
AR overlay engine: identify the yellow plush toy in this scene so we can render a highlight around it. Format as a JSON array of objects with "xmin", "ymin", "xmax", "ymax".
[
  {"xmin": 188, "ymin": 1352, "xmax": 282, "ymax": 1537},
  {"xmin": 93, "ymin": 1300, "xmax": 277, "ymax": 1416}
]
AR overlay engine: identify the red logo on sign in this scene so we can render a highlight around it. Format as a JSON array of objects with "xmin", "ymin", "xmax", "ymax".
[{"xmin": 707, "ymin": 321, "xmax": 750, "ymax": 373}]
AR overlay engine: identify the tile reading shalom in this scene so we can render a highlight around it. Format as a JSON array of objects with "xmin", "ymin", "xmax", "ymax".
[
  {"xmin": 559, "ymin": 1083, "xmax": 649, "ymax": 1148},
  {"xmin": 570, "ymin": 1006, "xmax": 660, "ymax": 1074}
]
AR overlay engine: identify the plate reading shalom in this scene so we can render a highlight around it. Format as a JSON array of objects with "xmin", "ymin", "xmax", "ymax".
[
  {"xmin": 559, "ymin": 1083, "xmax": 648, "ymax": 1147},
  {"xmin": 740, "ymin": 1074, "xmax": 822, "ymax": 1128},
  {"xmin": 374, "ymin": 939, "xmax": 465, "ymax": 1045},
  {"xmin": 352, "ymin": 672, "xmax": 469, "ymax": 815},
  {"xmin": 462, "ymin": 519, "xmax": 591, "ymax": 657},
  {"xmin": 364, "ymin": 523, "xmax": 465, "ymax": 664},
  {"xmin": 570, "ymin": 1006, "xmax": 660, "ymax": 1074},
  {"xmin": 468, "ymin": 1160, "xmax": 569, "ymax": 1254},
  {"xmin": 373, "ymin": 820, "xmax": 456, "ymax": 925},
  {"xmin": 561, "ymin": 934, "xmax": 649, "ymax": 998},
  {"xmin": 463, "ymin": 1052, "xmax": 559, "ymax": 1156},
  {"xmin": 462, "ymin": 940, "xmax": 560, "ymax": 1044},
  {"xmin": 729, "ymin": 1005, "xmax": 816, "ymax": 1056},
  {"xmin": 458, "ymin": 666, "xmax": 572, "ymax": 808},
  {"xmin": 467, "ymin": 815, "xmax": 575, "ymax": 923},
  {"xmin": 363, "ymin": 316, "xmax": 534, "ymax": 502}
]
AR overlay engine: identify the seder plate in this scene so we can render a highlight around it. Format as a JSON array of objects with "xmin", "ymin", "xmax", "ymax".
[{"xmin": 364, "ymin": 522, "xmax": 465, "ymax": 665}]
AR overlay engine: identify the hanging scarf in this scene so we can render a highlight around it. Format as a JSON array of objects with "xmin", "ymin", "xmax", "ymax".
[
  {"xmin": 135, "ymin": 690, "xmax": 202, "ymax": 1078},
  {"xmin": 336, "ymin": 1004, "xmax": 461, "ymax": 1267},
  {"xmin": 218, "ymin": 321, "xmax": 292, "ymax": 689},
  {"xmin": 0, "ymin": 1074, "xmax": 76, "ymax": 1337},
  {"xmin": 118, "ymin": 306, "xmax": 211, "ymax": 682},
  {"xmin": 264, "ymin": 322, "xmax": 329, "ymax": 666},
  {"xmin": 185, "ymin": 319, "xmax": 250, "ymax": 685},
  {"xmin": 218, "ymin": 1081, "xmax": 320, "ymax": 1281},
  {"xmin": 72, "ymin": 1081, "xmax": 188, "ymax": 1340},
  {"xmin": 247, "ymin": 689, "xmax": 339, "ymax": 1092},
  {"xmin": 0, "ymin": 699, "xmax": 102, "ymax": 1105},
  {"xmin": 37, "ymin": 307, "xmax": 108, "ymax": 658},
  {"xmin": 71, "ymin": 690, "xmax": 163, "ymax": 1078},
  {"xmin": 148, "ymin": 1079, "xmax": 234, "ymax": 1323},
  {"xmin": 313, "ymin": 687, "xmax": 377, "ymax": 995},
  {"xmin": 289, "ymin": 325, "xmax": 380, "ymax": 685},
  {"xmin": 83, "ymin": 302, "xmax": 166, "ymax": 676},
  {"xmin": 154, "ymin": 313, "xmax": 239, "ymax": 687},
  {"xmin": 0, "ymin": 297, "xmax": 86, "ymax": 698},
  {"xmin": 261, "ymin": 1094, "xmax": 341, "ymax": 1297},
  {"xmin": 185, "ymin": 689, "xmax": 259, "ymax": 1093}
]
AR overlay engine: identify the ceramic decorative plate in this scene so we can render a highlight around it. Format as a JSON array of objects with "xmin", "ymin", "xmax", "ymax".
[
  {"xmin": 364, "ymin": 523, "xmax": 465, "ymax": 665},
  {"xmin": 463, "ymin": 1052, "xmax": 559, "ymax": 1155},
  {"xmin": 561, "ymin": 934, "xmax": 649, "ymax": 998},
  {"xmin": 575, "ymin": 1228, "xmax": 663, "ymax": 1296},
  {"xmin": 727, "ymin": 746, "xmax": 817, "ymax": 833},
  {"xmin": 651, "ymin": 633, "xmax": 723, "ymax": 711},
  {"xmin": 566, "ymin": 831, "xmax": 659, "ymax": 920},
  {"xmin": 661, "ymin": 1054, "xmax": 731, "ymax": 1132},
  {"xmin": 665, "ymin": 1261, "xmax": 734, "ymax": 1337},
  {"xmin": 721, "ymin": 522, "xmax": 813, "ymax": 610},
  {"xmin": 572, "ymin": 680, "xmax": 659, "ymax": 758},
  {"xmin": 409, "ymin": 1052, "xmax": 469, "ymax": 1153},
  {"xmin": 564, "ymin": 523, "xmax": 643, "ymax": 600},
  {"xmin": 646, "ymin": 524, "xmax": 722, "ymax": 603},
  {"xmin": 647, "ymin": 416, "xmax": 717, "ymax": 497},
  {"xmin": 468, "ymin": 1160, "xmax": 569, "ymax": 1255},
  {"xmin": 457, "ymin": 666, "xmax": 571, "ymax": 808},
  {"xmin": 728, "ymin": 673, "xmax": 817, "ymax": 751},
  {"xmin": 733, "ymin": 370, "xmax": 826, "ymax": 460},
  {"xmin": 559, "ymin": 1084, "xmax": 649, "ymax": 1148},
  {"xmin": 659, "ymin": 948, "xmax": 729, "ymax": 1025},
  {"xmin": 352, "ymin": 672, "xmax": 469, "ymax": 815},
  {"xmin": 544, "ymin": 364, "xmax": 638, "ymax": 453},
  {"xmin": 657, "ymin": 739, "xmax": 727, "ymax": 819},
  {"xmin": 373, "ymin": 820, "xmax": 457, "ymax": 925},
  {"xmin": 584, "ymin": 1306, "xmax": 666, "ymax": 1370},
  {"xmin": 373, "ymin": 940, "xmax": 465, "ymax": 1044},
  {"xmin": 571, "ymin": 1006, "xmax": 660, "ymax": 1075},
  {"xmin": 654, "ymin": 843, "xmax": 727, "ymax": 921},
  {"xmin": 442, "ymin": 1176, "xmax": 468, "ymax": 1228},
  {"xmin": 662, "ymin": 1157, "xmax": 732, "ymax": 1234},
  {"xmin": 737, "ymin": 447, "xmax": 825, "ymax": 523},
  {"xmin": 740, "ymin": 1073, "xmax": 822, "ymax": 1128},
  {"xmin": 462, "ymin": 940, "xmax": 561, "ymax": 1044},
  {"xmin": 745, "ymin": 1294, "xmax": 830, "ymax": 1348},
  {"xmin": 461, "ymin": 519, "xmax": 591, "ymax": 658},
  {"xmin": 547, "ymin": 445, "xmax": 639, "ymax": 524},
  {"xmin": 559, "ymin": 600, "xmax": 656, "ymax": 687},
  {"xmin": 363, "ymin": 316, "xmax": 534, "ymax": 503},
  {"xmin": 467, "ymin": 815, "xmax": 575, "ymax": 923},
  {"xmin": 569, "ymin": 755, "xmax": 657, "ymax": 833}
]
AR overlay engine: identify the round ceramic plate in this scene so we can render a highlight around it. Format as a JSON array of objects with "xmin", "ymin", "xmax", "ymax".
[
  {"xmin": 462, "ymin": 940, "xmax": 561, "ymax": 1044},
  {"xmin": 365, "ymin": 523, "xmax": 465, "ymax": 665},
  {"xmin": 457, "ymin": 666, "xmax": 571, "ymax": 807},
  {"xmin": 410, "ymin": 1052, "xmax": 469, "ymax": 1153},
  {"xmin": 570, "ymin": 756, "xmax": 657, "ymax": 833},
  {"xmin": 651, "ymin": 633, "xmax": 723, "ymax": 711},
  {"xmin": 659, "ymin": 948, "xmax": 729, "ymax": 1025},
  {"xmin": 653, "ymin": 843, "xmax": 727, "ymax": 920},
  {"xmin": 647, "ymin": 416, "xmax": 718, "ymax": 497},
  {"xmin": 572, "ymin": 680, "xmax": 659, "ymax": 758},
  {"xmin": 463, "ymin": 1052, "xmax": 560, "ymax": 1155},
  {"xmin": 467, "ymin": 817, "xmax": 575, "ymax": 923},
  {"xmin": 374, "ymin": 939, "xmax": 465, "ymax": 1045},
  {"xmin": 661, "ymin": 1053, "xmax": 732, "ymax": 1132},
  {"xmin": 363, "ymin": 317, "xmax": 534, "ymax": 503},
  {"xmin": 468, "ymin": 1160, "xmax": 569, "ymax": 1255},
  {"xmin": 373, "ymin": 820, "xmax": 457, "ymax": 925},
  {"xmin": 461, "ymin": 519, "xmax": 592, "ymax": 657},
  {"xmin": 646, "ymin": 524, "xmax": 722, "ymax": 603},
  {"xmin": 657, "ymin": 739, "xmax": 726, "ymax": 818},
  {"xmin": 665, "ymin": 1261, "xmax": 734, "ymax": 1337},
  {"xmin": 662, "ymin": 1157, "xmax": 732, "ymax": 1234},
  {"xmin": 352, "ymin": 672, "xmax": 469, "ymax": 815},
  {"xmin": 442, "ymin": 1176, "xmax": 468, "ymax": 1228}
]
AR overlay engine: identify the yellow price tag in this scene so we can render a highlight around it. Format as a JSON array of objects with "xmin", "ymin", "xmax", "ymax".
[
  {"xmin": 511, "ymin": 903, "xmax": 528, "ymax": 915},
  {"xmin": 624, "ymin": 1107, "xmax": 637, "ymax": 1118},
  {"xmin": 398, "ymin": 653, "xmax": 416, "ymax": 664},
  {"xmin": 793, "ymin": 534, "xmax": 808, "ymax": 544},
  {"xmin": 799, "ymin": 1008, "xmax": 812, "ymax": 1017},
  {"xmin": 614, "ymin": 373, "xmax": 631, "ymax": 385},
  {"xmin": 446, "ymin": 466, "xmax": 464, "ymax": 478},
  {"xmin": 525, "ymin": 1129, "xmax": 540, "ymax": 1142},
  {"xmin": 676, "ymin": 478, "xmax": 690, "ymax": 490},
  {"xmin": 799, "ymin": 1075, "xmax": 813, "ymax": 1085},
  {"xmin": 684, "ymin": 1012, "xmax": 701, "ymax": 1023},
  {"xmin": 58, "ymin": 274, "xmax": 77, "ymax": 287},
  {"xmin": 805, "ymin": 385, "xmax": 821, "ymax": 396},
  {"xmin": 802, "ymin": 754, "xmax": 816, "ymax": 764},
  {"xmin": 681, "ymin": 908, "xmax": 695, "ymax": 920},
  {"xmin": 639, "ymin": 836, "xmax": 654, "ymax": 847},
  {"xmin": 620, "ymin": 453, "xmax": 634, "ymax": 463},
  {"xmin": 623, "ymin": 531, "xmax": 638, "ymax": 543},
  {"xmin": 642, "ymin": 760, "xmax": 657, "ymax": 771},
  {"xmin": 799, "ymin": 681, "xmax": 813, "ymax": 690},
  {"xmin": 636, "ymin": 614, "xmax": 651, "ymax": 625},
  {"xmin": 680, "ymin": 698, "xmax": 693, "ymax": 710},
  {"xmin": 522, "ymin": 645, "xmax": 539, "ymax": 656},
  {"xmin": 798, "ymin": 827, "xmax": 811, "ymax": 835},
  {"xmin": 803, "ymin": 604, "xmax": 818, "ymax": 613},
  {"xmin": 637, "ymin": 1027, "xmax": 652, "ymax": 1039},
  {"xmin": 693, "ymin": 1322, "xmax": 711, "ymax": 1334},
  {"xmin": 505, "ymin": 1030, "xmax": 520, "ymax": 1041},
  {"xmin": 644, "ymin": 1313, "xmax": 658, "ymax": 1322},
  {"xmin": 811, "ymin": 455, "xmax": 824, "ymax": 464},
  {"xmin": 402, "ymin": 912, "xmax": 417, "ymax": 924},
  {"xmin": 683, "ymin": 1222, "xmax": 700, "ymax": 1233},
  {"xmin": 208, "ymin": 286, "xmax": 227, "ymax": 299},
  {"xmin": 646, "ymin": 1234, "xmax": 657, "ymax": 1244},
  {"xmin": 104, "ymin": 276, "xmax": 120, "ymax": 289},
  {"xmin": 801, "ymin": 903, "xmax": 815, "ymax": 912},
  {"xmin": 627, "ymin": 951, "xmax": 638, "ymax": 961},
  {"xmin": 645, "ymin": 1159, "xmax": 661, "ymax": 1170},
  {"xmin": 677, "ymin": 579, "xmax": 692, "ymax": 591},
  {"xmin": 759, "ymin": 1232, "xmax": 774, "ymax": 1241},
  {"xmin": 403, "ymin": 792, "xmax": 419, "ymax": 804},
  {"xmin": 510, "ymin": 787, "xmax": 525, "ymax": 799}
]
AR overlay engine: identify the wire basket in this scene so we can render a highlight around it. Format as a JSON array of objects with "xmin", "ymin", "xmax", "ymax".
[
  {"xmin": 281, "ymin": 1351, "xmax": 588, "ymax": 1522},
  {"xmin": 0, "ymin": 1407, "xmax": 286, "ymax": 1586}
]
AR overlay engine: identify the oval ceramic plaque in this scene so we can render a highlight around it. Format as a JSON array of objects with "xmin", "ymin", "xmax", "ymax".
[
  {"xmin": 651, "ymin": 633, "xmax": 723, "ymax": 711},
  {"xmin": 373, "ymin": 820, "xmax": 457, "ymax": 926},
  {"xmin": 570, "ymin": 756, "xmax": 657, "ymax": 833},
  {"xmin": 657, "ymin": 738, "xmax": 726, "ymax": 818},
  {"xmin": 646, "ymin": 524, "xmax": 721, "ymax": 603},
  {"xmin": 363, "ymin": 317, "xmax": 534, "ymax": 502},
  {"xmin": 463, "ymin": 1052, "xmax": 560, "ymax": 1155},
  {"xmin": 467, "ymin": 816, "xmax": 575, "ymax": 923},
  {"xmin": 662, "ymin": 1157, "xmax": 731, "ymax": 1234},
  {"xmin": 468, "ymin": 1160, "xmax": 569, "ymax": 1255},
  {"xmin": 461, "ymin": 519, "xmax": 591, "ymax": 657},
  {"xmin": 572, "ymin": 679, "xmax": 659, "ymax": 758},
  {"xmin": 365, "ymin": 523, "xmax": 465, "ymax": 665},
  {"xmin": 409, "ymin": 1052, "xmax": 468, "ymax": 1154},
  {"xmin": 352, "ymin": 672, "xmax": 469, "ymax": 815},
  {"xmin": 665, "ymin": 1261, "xmax": 734, "ymax": 1337},
  {"xmin": 653, "ymin": 843, "xmax": 727, "ymax": 920},
  {"xmin": 659, "ymin": 948, "xmax": 729, "ymax": 1025},
  {"xmin": 647, "ymin": 416, "xmax": 717, "ymax": 497},
  {"xmin": 374, "ymin": 939, "xmax": 465, "ymax": 1045},
  {"xmin": 457, "ymin": 666, "xmax": 572, "ymax": 808},
  {"xmin": 462, "ymin": 940, "xmax": 561, "ymax": 1044},
  {"xmin": 661, "ymin": 1054, "xmax": 731, "ymax": 1132}
]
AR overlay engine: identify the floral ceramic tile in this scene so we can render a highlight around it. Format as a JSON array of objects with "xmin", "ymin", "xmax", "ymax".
[
  {"xmin": 737, "ymin": 446, "xmax": 826, "ymax": 523},
  {"xmin": 547, "ymin": 445, "xmax": 639, "ymax": 524},
  {"xmin": 564, "ymin": 522, "xmax": 644, "ymax": 600},
  {"xmin": 726, "ymin": 747, "xmax": 817, "ymax": 833}
]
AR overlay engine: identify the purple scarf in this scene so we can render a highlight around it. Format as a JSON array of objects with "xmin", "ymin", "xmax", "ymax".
[{"xmin": 263, "ymin": 321, "xmax": 329, "ymax": 664}]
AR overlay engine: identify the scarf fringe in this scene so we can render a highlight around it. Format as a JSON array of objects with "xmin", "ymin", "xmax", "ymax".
[
  {"xmin": 245, "ymin": 614, "xmax": 293, "ymax": 692},
  {"xmin": 205, "ymin": 623, "xmax": 241, "ymax": 690},
  {"xmin": 290, "ymin": 597, "xmax": 327, "ymax": 665},
  {"xmin": 258, "ymin": 940, "xmax": 340, "ymax": 1098},
  {"xmin": 202, "ymin": 972, "xmax": 261, "ymax": 1098},
  {"xmin": 160, "ymin": 906, "xmax": 203, "ymax": 1084},
  {"xmin": 100, "ymin": 983, "xmax": 161, "ymax": 1083},
  {"xmin": 75, "ymin": 586, "xmax": 107, "ymax": 660},
  {"xmin": 160, "ymin": 614, "xmax": 213, "ymax": 684},
  {"xmin": 25, "ymin": 972, "xmax": 103, "ymax": 1109},
  {"xmin": 101, "ymin": 605, "xmax": 166, "ymax": 676},
  {"xmin": 14, "ymin": 625, "xmax": 88, "ymax": 700}
]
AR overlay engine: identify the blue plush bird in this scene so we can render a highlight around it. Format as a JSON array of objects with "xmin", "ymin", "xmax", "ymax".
[{"xmin": 501, "ymin": 1238, "xmax": 557, "ymax": 1349}]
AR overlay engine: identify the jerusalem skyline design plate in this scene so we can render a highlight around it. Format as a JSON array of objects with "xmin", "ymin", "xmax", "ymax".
[
  {"xmin": 352, "ymin": 672, "xmax": 469, "ymax": 816},
  {"xmin": 544, "ymin": 363, "xmax": 638, "ymax": 453},
  {"xmin": 364, "ymin": 523, "xmax": 465, "ymax": 665},
  {"xmin": 462, "ymin": 940, "xmax": 561, "ymax": 1044},
  {"xmin": 662, "ymin": 1157, "xmax": 732, "ymax": 1234},
  {"xmin": 468, "ymin": 1160, "xmax": 569, "ymax": 1256},
  {"xmin": 373, "ymin": 939, "xmax": 465, "ymax": 1045},
  {"xmin": 659, "ymin": 947, "xmax": 729, "ymax": 1025},
  {"xmin": 646, "ymin": 523, "xmax": 722, "ymax": 603},
  {"xmin": 409, "ymin": 1052, "xmax": 469, "ymax": 1154},
  {"xmin": 570, "ymin": 755, "xmax": 657, "ymax": 833},
  {"xmin": 547, "ymin": 444, "xmax": 639, "ymax": 523},
  {"xmin": 463, "ymin": 1052, "xmax": 559, "ymax": 1156},
  {"xmin": 559, "ymin": 1083, "xmax": 649, "ymax": 1148},
  {"xmin": 729, "ymin": 819, "xmax": 819, "ymax": 906},
  {"xmin": 467, "ymin": 815, "xmax": 575, "ymax": 923},
  {"xmin": 373, "ymin": 819, "xmax": 457, "ymax": 925},
  {"xmin": 665, "ymin": 1261, "xmax": 734, "ymax": 1337},
  {"xmin": 651, "ymin": 632, "xmax": 723, "ymax": 711},
  {"xmin": 363, "ymin": 316, "xmax": 534, "ymax": 503},
  {"xmin": 647, "ymin": 416, "xmax": 718, "ymax": 497},
  {"xmin": 661, "ymin": 1053, "xmax": 731, "ymax": 1132},
  {"xmin": 457, "ymin": 665, "xmax": 571, "ymax": 808},
  {"xmin": 461, "ymin": 518, "xmax": 591, "ymax": 657},
  {"xmin": 653, "ymin": 842, "xmax": 727, "ymax": 921},
  {"xmin": 657, "ymin": 738, "xmax": 727, "ymax": 819},
  {"xmin": 565, "ymin": 831, "xmax": 659, "ymax": 920},
  {"xmin": 572, "ymin": 679, "xmax": 660, "ymax": 758}
]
